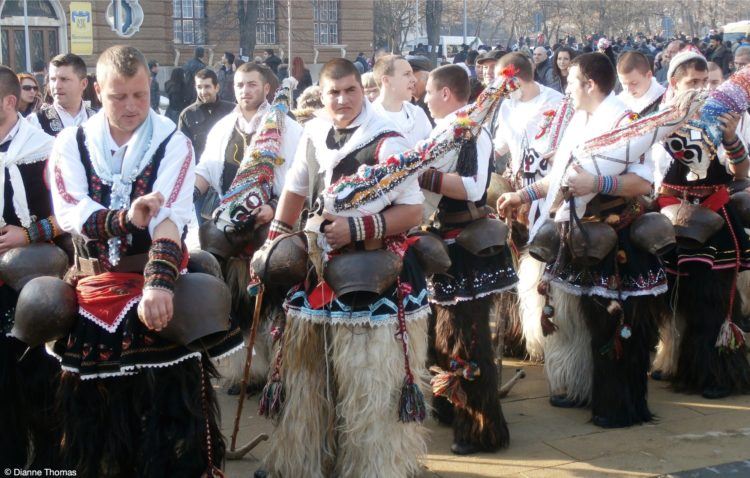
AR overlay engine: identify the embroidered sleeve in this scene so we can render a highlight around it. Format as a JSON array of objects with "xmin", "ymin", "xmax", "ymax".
[
  {"xmin": 47, "ymin": 128, "xmax": 106, "ymax": 236},
  {"xmin": 147, "ymin": 133, "xmax": 196, "ymax": 237},
  {"xmin": 81, "ymin": 209, "xmax": 140, "ymax": 240}
]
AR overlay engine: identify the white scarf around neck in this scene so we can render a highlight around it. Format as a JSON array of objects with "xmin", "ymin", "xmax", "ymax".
[{"xmin": 0, "ymin": 115, "xmax": 54, "ymax": 227}]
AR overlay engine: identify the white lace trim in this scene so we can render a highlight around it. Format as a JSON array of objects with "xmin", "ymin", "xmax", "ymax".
[
  {"xmin": 429, "ymin": 282, "xmax": 517, "ymax": 306},
  {"xmin": 286, "ymin": 304, "xmax": 431, "ymax": 328},
  {"xmin": 60, "ymin": 351, "xmax": 203, "ymax": 381},
  {"xmin": 548, "ymin": 278, "xmax": 668, "ymax": 299},
  {"xmin": 78, "ymin": 295, "xmax": 142, "ymax": 333}
]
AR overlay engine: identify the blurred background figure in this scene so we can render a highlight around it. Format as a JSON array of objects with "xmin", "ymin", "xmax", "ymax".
[
  {"xmin": 16, "ymin": 73, "xmax": 42, "ymax": 117},
  {"xmin": 290, "ymin": 56, "xmax": 313, "ymax": 105},
  {"xmin": 362, "ymin": 72, "xmax": 379, "ymax": 102},
  {"xmin": 165, "ymin": 67, "xmax": 190, "ymax": 123}
]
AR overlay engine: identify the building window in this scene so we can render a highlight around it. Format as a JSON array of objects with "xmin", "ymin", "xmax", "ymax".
[
  {"xmin": 173, "ymin": 0, "xmax": 206, "ymax": 45},
  {"xmin": 256, "ymin": 0, "xmax": 276, "ymax": 45},
  {"xmin": 313, "ymin": 0, "xmax": 339, "ymax": 45}
]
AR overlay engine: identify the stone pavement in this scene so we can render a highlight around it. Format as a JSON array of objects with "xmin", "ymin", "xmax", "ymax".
[{"xmin": 217, "ymin": 358, "xmax": 750, "ymax": 478}]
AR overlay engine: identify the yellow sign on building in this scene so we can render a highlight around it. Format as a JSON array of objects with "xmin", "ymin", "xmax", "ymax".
[{"xmin": 70, "ymin": 2, "xmax": 93, "ymax": 56}]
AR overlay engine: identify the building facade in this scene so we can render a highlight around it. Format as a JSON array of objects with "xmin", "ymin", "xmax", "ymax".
[{"xmin": 0, "ymin": 0, "xmax": 374, "ymax": 73}]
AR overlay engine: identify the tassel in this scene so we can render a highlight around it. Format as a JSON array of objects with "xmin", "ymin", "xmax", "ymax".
[
  {"xmin": 398, "ymin": 377, "xmax": 426, "ymax": 423},
  {"xmin": 540, "ymin": 303, "xmax": 557, "ymax": 336},
  {"xmin": 258, "ymin": 377, "xmax": 285, "ymax": 419},
  {"xmin": 716, "ymin": 319, "xmax": 746, "ymax": 352},
  {"xmin": 430, "ymin": 368, "xmax": 468, "ymax": 408},
  {"xmin": 455, "ymin": 137, "xmax": 478, "ymax": 177}
]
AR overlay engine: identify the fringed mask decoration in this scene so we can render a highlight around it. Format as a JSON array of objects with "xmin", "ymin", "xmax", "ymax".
[
  {"xmin": 666, "ymin": 65, "xmax": 750, "ymax": 181},
  {"xmin": 664, "ymin": 125, "xmax": 716, "ymax": 181}
]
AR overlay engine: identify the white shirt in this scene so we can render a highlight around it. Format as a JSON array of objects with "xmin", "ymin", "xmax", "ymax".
[
  {"xmin": 286, "ymin": 101, "xmax": 423, "ymax": 208},
  {"xmin": 617, "ymin": 77, "xmax": 665, "ymax": 116},
  {"xmin": 196, "ymin": 109, "xmax": 304, "ymax": 197},
  {"xmin": 27, "ymin": 101, "xmax": 91, "ymax": 130},
  {"xmin": 371, "ymin": 99, "xmax": 432, "ymax": 148},
  {"xmin": 493, "ymin": 83, "xmax": 564, "ymax": 184},
  {"xmin": 421, "ymin": 111, "xmax": 492, "ymax": 220},
  {"xmin": 49, "ymin": 112, "xmax": 195, "ymax": 239}
]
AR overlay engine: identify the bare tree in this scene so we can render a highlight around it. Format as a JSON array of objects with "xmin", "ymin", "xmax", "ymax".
[
  {"xmin": 425, "ymin": 0, "xmax": 443, "ymax": 64},
  {"xmin": 238, "ymin": 0, "xmax": 259, "ymax": 58},
  {"xmin": 374, "ymin": 0, "xmax": 419, "ymax": 53}
]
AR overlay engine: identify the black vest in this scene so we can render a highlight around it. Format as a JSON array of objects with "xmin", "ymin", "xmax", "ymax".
[
  {"xmin": 221, "ymin": 126, "xmax": 254, "ymax": 194},
  {"xmin": 36, "ymin": 104, "xmax": 96, "ymax": 137},
  {"xmin": 306, "ymin": 127, "xmax": 398, "ymax": 212},
  {"xmin": 0, "ymin": 141, "xmax": 51, "ymax": 227},
  {"xmin": 73, "ymin": 126, "xmax": 174, "ymax": 261}
]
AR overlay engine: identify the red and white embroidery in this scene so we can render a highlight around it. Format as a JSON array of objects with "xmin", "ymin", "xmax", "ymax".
[
  {"xmin": 166, "ymin": 138, "xmax": 193, "ymax": 207},
  {"xmin": 54, "ymin": 161, "xmax": 79, "ymax": 205}
]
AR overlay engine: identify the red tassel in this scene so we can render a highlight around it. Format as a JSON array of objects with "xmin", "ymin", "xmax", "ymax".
[{"xmin": 430, "ymin": 367, "xmax": 468, "ymax": 408}]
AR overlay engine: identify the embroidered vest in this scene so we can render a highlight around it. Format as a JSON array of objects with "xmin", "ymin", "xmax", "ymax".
[
  {"xmin": 72, "ymin": 127, "xmax": 174, "ymax": 262},
  {"xmin": 36, "ymin": 104, "xmax": 96, "ymax": 137}
]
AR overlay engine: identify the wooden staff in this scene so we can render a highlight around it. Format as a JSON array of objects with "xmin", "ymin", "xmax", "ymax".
[{"xmin": 227, "ymin": 285, "xmax": 269, "ymax": 460}]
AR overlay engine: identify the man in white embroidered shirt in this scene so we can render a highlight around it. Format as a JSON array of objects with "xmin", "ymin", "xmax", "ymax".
[
  {"xmin": 257, "ymin": 58, "xmax": 430, "ymax": 478},
  {"xmin": 28, "ymin": 53, "xmax": 95, "ymax": 136},
  {"xmin": 48, "ymin": 45, "xmax": 242, "ymax": 476}
]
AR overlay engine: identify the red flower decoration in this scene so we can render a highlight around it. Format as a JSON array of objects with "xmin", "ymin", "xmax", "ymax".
[{"xmin": 501, "ymin": 64, "xmax": 519, "ymax": 78}]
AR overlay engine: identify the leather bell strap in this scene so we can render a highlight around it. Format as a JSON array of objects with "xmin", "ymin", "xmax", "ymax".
[{"xmin": 656, "ymin": 187, "xmax": 729, "ymax": 212}]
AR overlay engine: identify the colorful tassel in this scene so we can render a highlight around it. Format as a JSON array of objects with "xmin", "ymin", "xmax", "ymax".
[
  {"xmin": 716, "ymin": 319, "xmax": 746, "ymax": 352},
  {"xmin": 430, "ymin": 367, "xmax": 468, "ymax": 408},
  {"xmin": 258, "ymin": 378, "xmax": 285, "ymax": 419},
  {"xmin": 398, "ymin": 378, "xmax": 426, "ymax": 423}
]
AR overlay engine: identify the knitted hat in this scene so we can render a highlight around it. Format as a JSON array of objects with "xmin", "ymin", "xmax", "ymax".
[{"xmin": 667, "ymin": 51, "xmax": 706, "ymax": 82}]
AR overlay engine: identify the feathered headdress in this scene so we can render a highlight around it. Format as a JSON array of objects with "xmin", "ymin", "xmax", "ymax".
[{"xmin": 322, "ymin": 66, "xmax": 521, "ymax": 213}]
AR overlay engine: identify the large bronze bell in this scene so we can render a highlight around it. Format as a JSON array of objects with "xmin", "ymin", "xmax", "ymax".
[
  {"xmin": 409, "ymin": 230, "xmax": 451, "ymax": 276},
  {"xmin": 187, "ymin": 249, "xmax": 224, "ymax": 279},
  {"xmin": 323, "ymin": 250, "xmax": 402, "ymax": 305},
  {"xmin": 661, "ymin": 202, "xmax": 724, "ymax": 249},
  {"xmin": 730, "ymin": 191, "xmax": 750, "ymax": 228},
  {"xmin": 158, "ymin": 273, "xmax": 231, "ymax": 351},
  {"xmin": 199, "ymin": 220, "xmax": 238, "ymax": 259},
  {"xmin": 486, "ymin": 173, "xmax": 513, "ymax": 213},
  {"xmin": 528, "ymin": 219, "xmax": 560, "ymax": 263},
  {"xmin": 11, "ymin": 276, "xmax": 77, "ymax": 347},
  {"xmin": 455, "ymin": 217, "xmax": 509, "ymax": 257},
  {"xmin": 250, "ymin": 232, "xmax": 308, "ymax": 286},
  {"xmin": 0, "ymin": 243, "xmax": 68, "ymax": 291},
  {"xmin": 630, "ymin": 212, "xmax": 676, "ymax": 256},
  {"xmin": 568, "ymin": 222, "xmax": 618, "ymax": 266}
]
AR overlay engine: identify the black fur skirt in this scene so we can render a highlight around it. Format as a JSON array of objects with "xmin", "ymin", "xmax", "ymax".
[
  {"xmin": 56, "ymin": 355, "xmax": 225, "ymax": 478},
  {"xmin": 432, "ymin": 296, "xmax": 510, "ymax": 450}
]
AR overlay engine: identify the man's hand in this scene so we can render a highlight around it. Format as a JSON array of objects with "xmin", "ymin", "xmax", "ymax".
[
  {"xmin": 0, "ymin": 225, "xmax": 29, "ymax": 254},
  {"xmin": 251, "ymin": 204, "xmax": 274, "ymax": 225},
  {"xmin": 137, "ymin": 288, "xmax": 174, "ymax": 332},
  {"xmin": 566, "ymin": 164, "xmax": 596, "ymax": 197},
  {"xmin": 719, "ymin": 112, "xmax": 741, "ymax": 144},
  {"xmin": 322, "ymin": 212, "xmax": 352, "ymax": 249},
  {"xmin": 128, "ymin": 192, "xmax": 165, "ymax": 229},
  {"xmin": 496, "ymin": 192, "xmax": 522, "ymax": 218}
]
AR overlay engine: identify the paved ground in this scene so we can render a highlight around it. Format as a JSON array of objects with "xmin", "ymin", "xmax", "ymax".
[{"xmin": 216, "ymin": 358, "xmax": 750, "ymax": 478}]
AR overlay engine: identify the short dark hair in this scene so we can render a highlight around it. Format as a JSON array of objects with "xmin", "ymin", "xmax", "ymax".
[
  {"xmin": 617, "ymin": 51, "xmax": 651, "ymax": 75},
  {"xmin": 672, "ymin": 58, "xmax": 708, "ymax": 81},
  {"xmin": 497, "ymin": 52, "xmax": 533, "ymax": 82},
  {"xmin": 571, "ymin": 52, "xmax": 616, "ymax": 95},
  {"xmin": 50, "ymin": 53, "xmax": 87, "ymax": 79},
  {"xmin": 195, "ymin": 46, "xmax": 205, "ymax": 58},
  {"xmin": 195, "ymin": 68, "xmax": 218, "ymax": 85},
  {"xmin": 224, "ymin": 52, "xmax": 235, "ymax": 65},
  {"xmin": 235, "ymin": 62, "xmax": 272, "ymax": 85},
  {"xmin": 429, "ymin": 64, "xmax": 470, "ymax": 102},
  {"xmin": 0, "ymin": 65, "xmax": 21, "ymax": 102},
  {"xmin": 147, "ymin": 60, "xmax": 158, "ymax": 70},
  {"xmin": 265, "ymin": 49, "xmax": 274, "ymax": 56},
  {"xmin": 319, "ymin": 58, "xmax": 362, "ymax": 87}
]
